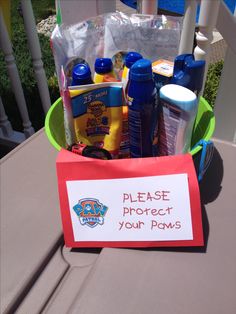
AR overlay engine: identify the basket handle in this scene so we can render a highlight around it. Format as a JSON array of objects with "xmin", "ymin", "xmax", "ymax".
[{"xmin": 192, "ymin": 140, "xmax": 214, "ymax": 181}]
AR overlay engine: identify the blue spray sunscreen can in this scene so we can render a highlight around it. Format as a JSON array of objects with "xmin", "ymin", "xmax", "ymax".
[{"xmin": 127, "ymin": 59, "xmax": 156, "ymax": 158}]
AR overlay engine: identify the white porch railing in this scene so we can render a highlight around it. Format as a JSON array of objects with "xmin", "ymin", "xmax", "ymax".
[
  {"xmin": 20, "ymin": 0, "xmax": 51, "ymax": 114},
  {"xmin": 0, "ymin": 0, "xmax": 235, "ymax": 153},
  {"xmin": 0, "ymin": 5, "xmax": 35, "ymax": 143},
  {"xmin": 0, "ymin": 0, "xmax": 49, "ymax": 146}
]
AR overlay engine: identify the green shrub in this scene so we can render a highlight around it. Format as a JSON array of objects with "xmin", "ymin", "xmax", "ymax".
[{"xmin": 203, "ymin": 60, "xmax": 224, "ymax": 107}]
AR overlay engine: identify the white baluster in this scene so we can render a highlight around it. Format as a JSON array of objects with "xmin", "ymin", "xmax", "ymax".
[
  {"xmin": 0, "ymin": 96, "xmax": 26, "ymax": 145},
  {"xmin": 20, "ymin": 0, "xmax": 51, "ymax": 114},
  {"xmin": 0, "ymin": 96, "xmax": 13, "ymax": 138},
  {"xmin": 137, "ymin": 0, "xmax": 157, "ymax": 14},
  {"xmin": 0, "ymin": 11, "xmax": 35, "ymax": 139},
  {"xmin": 179, "ymin": 0, "xmax": 197, "ymax": 54},
  {"xmin": 194, "ymin": 0, "xmax": 220, "ymax": 92},
  {"xmin": 194, "ymin": 0, "xmax": 220, "ymax": 61},
  {"xmin": 214, "ymin": 46, "xmax": 236, "ymax": 143},
  {"xmin": 214, "ymin": 6, "xmax": 236, "ymax": 143},
  {"xmin": 216, "ymin": 1, "xmax": 236, "ymax": 54}
]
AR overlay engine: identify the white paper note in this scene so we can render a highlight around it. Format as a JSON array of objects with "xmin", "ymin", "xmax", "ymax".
[{"xmin": 66, "ymin": 173, "xmax": 193, "ymax": 242}]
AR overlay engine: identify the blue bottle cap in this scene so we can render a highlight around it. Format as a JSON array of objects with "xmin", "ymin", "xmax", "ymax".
[
  {"xmin": 130, "ymin": 59, "xmax": 153, "ymax": 81},
  {"xmin": 171, "ymin": 53, "xmax": 192, "ymax": 71},
  {"xmin": 95, "ymin": 58, "xmax": 113, "ymax": 74},
  {"xmin": 72, "ymin": 63, "xmax": 92, "ymax": 81},
  {"xmin": 125, "ymin": 52, "xmax": 143, "ymax": 69},
  {"xmin": 171, "ymin": 54, "xmax": 205, "ymax": 93}
]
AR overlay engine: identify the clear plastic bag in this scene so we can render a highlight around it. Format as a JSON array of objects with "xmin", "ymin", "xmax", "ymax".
[{"xmin": 51, "ymin": 12, "xmax": 183, "ymax": 88}]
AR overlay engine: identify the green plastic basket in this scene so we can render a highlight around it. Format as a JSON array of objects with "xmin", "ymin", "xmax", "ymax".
[{"xmin": 45, "ymin": 97, "xmax": 215, "ymax": 156}]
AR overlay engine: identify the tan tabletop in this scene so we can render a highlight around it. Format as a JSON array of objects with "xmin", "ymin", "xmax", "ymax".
[
  {"xmin": 1, "ymin": 133, "xmax": 236, "ymax": 314},
  {"xmin": 43, "ymin": 139, "xmax": 236, "ymax": 314},
  {"xmin": 0, "ymin": 130, "xmax": 63, "ymax": 313}
]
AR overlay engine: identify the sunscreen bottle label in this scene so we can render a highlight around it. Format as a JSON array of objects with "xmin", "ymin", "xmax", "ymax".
[
  {"xmin": 158, "ymin": 100, "xmax": 187, "ymax": 156},
  {"xmin": 128, "ymin": 108, "xmax": 142, "ymax": 157},
  {"xmin": 128, "ymin": 97, "xmax": 154, "ymax": 158}
]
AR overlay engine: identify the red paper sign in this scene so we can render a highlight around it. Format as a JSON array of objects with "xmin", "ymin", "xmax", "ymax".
[{"xmin": 56, "ymin": 149, "xmax": 203, "ymax": 248}]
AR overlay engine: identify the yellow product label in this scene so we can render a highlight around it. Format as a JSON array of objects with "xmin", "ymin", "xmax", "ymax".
[
  {"xmin": 94, "ymin": 73, "xmax": 104, "ymax": 83},
  {"xmin": 94, "ymin": 71, "xmax": 117, "ymax": 83},
  {"xmin": 122, "ymin": 105, "xmax": 128, "ymax": 117},
  {"xmin": 69, "ymin": 84, "xmax": 123, "ymax": 158},
  {"xmin": 122, "ymin": 66, "xmax": 128, "ymax": 80}
]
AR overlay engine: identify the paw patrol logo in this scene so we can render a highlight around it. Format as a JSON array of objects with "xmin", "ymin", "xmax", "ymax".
[{"xmin": 73, "ymin": 198, "xmax": 108, "ymax": 228}]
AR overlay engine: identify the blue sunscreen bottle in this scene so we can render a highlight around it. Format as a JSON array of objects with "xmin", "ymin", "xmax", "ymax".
[
  {"xmin": 122, "ymin": 52, "xmax": 143, "ymax": 96},
  {"xmin": 94, "ymin": 58, "xmax": 116, "ymax": 83},
  {"xmin": 127, "ymin": 59, "xmax": 156, "ymax": 158},
  {"xmin": 119, "ymin": 52, "xmax": 142, "ymax": 158},
  {"xmin": 171, "ymin": 54, "xmax": 205, "ymax": 96},
  {"xmin": 158, "ymin": 84, "xmax": 197, "ymax": 156},
  {"xmin": 71, "ymin": 63, "xmax": 93, "ymax": 86}
]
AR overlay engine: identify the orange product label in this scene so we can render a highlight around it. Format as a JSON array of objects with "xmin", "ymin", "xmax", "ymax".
[{"xmin": 152, "ymin": 60, "xmax": 174, "ymax": 77}]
